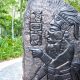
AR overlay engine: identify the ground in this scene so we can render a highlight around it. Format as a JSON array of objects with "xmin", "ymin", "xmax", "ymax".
[{"xmin": 0, "ymin": 58, "xmax": 22, "ymax": 80}]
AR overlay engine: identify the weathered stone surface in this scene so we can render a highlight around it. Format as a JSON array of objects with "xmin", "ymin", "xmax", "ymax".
[{"xmin": 23, "ymin": 0, "xmax": 80, "ymax": 80}]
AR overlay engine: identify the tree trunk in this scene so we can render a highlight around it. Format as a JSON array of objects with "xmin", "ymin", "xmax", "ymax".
[
  {"xmin": 11, "ymin": 6, "xmax": 15, "ymax": 40},
  {"xmin": 20, "ymin": 0, "xmax": 23, "ymax": 28}
]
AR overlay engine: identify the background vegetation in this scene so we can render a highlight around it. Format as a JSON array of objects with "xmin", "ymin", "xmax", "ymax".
[
  {"xmin": 0, "ymin": 0, "xmax": 80, "ymax": 61},
  {"xmin": 0, "ymin": 0, "xmax": 27, "ymax": 61},
  {"xmin": 65, "ymin": 0, "xmax": 80, "ymax": 12}
]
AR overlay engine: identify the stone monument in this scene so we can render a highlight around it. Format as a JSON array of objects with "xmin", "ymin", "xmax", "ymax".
[{"xmin": 23, "ymin": 0, "xmax": 80, "ymax": 80}]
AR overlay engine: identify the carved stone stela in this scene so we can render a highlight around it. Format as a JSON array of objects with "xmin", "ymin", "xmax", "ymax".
[{"xmin": 23, "ymin": 0, "xmax": 80, "ymax": 80}]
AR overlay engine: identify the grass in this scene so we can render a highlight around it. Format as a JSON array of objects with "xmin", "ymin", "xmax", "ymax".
[{"xmin": 0, "ymin": 36, "xmax": 23, "ymax": 61}]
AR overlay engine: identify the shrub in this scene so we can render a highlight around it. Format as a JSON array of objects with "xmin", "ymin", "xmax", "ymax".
[{"xmin": 0, "ymin": 36, "xmax": 23, "ymax": 61}]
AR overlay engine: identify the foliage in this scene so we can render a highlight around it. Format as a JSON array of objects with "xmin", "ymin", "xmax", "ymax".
[
  {"xmin": 65, "ymin": 0, "xmax": 80, "ymax": 12},
  {"xmin": 0, "ymin": 0, "xmax": 27, "ymax": 37},
  {"xmin": 0, "ymin": 0, "xmax": 27, "ymax": 60},
  {"xmin": 0, "ymin": 36, "xmax": 23, "ymax": 61},
  {"xmin": 0, "ymin": 18, "xmax": 22, "ymax": 38}
]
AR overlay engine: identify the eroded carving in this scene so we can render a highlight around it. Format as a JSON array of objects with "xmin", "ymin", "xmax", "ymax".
[
  {"xmin": 29, "ymin": 4, "xmax": 80, "ymax": 80},
  {"xmin": 23, "ymin": 0, "xmax": 80, "ymax": 80},
  {"xmin": 30, "ymin": 11, "xmax": 42, "ymax": 46}
]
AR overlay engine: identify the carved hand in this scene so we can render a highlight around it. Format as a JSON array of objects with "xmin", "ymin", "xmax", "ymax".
[{"xmin": 30, "ymin": 48, "xmax": 43, "ymax": 58}]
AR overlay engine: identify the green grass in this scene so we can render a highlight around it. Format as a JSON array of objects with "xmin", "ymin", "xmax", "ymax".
[{"xmin": 0, "ymin": 36, "xmax": 23, "ymax": 61}]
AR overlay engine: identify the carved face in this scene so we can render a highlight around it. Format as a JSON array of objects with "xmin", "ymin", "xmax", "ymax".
[
  {"xmin": 46, "ymin": 28, "xmax": 64, "ymax": 58},
  {"xmin": 47, "ymin": 30, "xmax": 63, "ymax": 44},
  {"xmin": 46, "ymin": 12, "xmax": 71, "ymax": 58},
  {"xmin": 46, "ymin": 15, "xmax": 66, "ymax": 57}
]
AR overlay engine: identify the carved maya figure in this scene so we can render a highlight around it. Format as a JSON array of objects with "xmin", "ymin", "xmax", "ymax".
[{"xmin": 23, "ymin": 0, "xmax": 80, "ymax": 80}]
